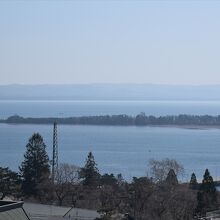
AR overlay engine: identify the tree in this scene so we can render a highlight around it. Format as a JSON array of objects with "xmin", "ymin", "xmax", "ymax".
[
  {"xmin": 167, "ymin": 185, "xmax": 197, "ymax": 220},
  {"xmin": 127, "ymin": 177, "xmax": 154, "ymax": 220},
  {"xmin": 54, "ymin": 163, "xmax": 80, "ymax": 206},
  {"xmin": 116, "ymin": 174, "xmax": 125, "ymax": 186},
  {"xmin": 0, "ymin": 167, "xmax": 20, "ymax": 199},
  {"xmin": 148, "ymin": 158, "xmax": 184, "ymax": 183},
  {"xmin": 189, "ymin": 172, "xmax": 198, "ymax": 190},
  {"xmin": 19, "ymin": 133, "xmax": 50, "ymax": 197},
  {"xmin": 165, "ymin": 169, "xmax": 178, "ymax": 186},
  {"xmin": 98, "ymin": 185, "xmax": 118, "ymax": 219},
  {"xmin": 196, "ymin": 169, "xmax": 218, "ymax": 216},
  {"xmin": 100, "ymin": 174, "xmax": 117, "ymax": 186},
  {"xmin": 200, "ymin": 169, "xmax": 216, "ymax": 194},
  {"xmin": 80, "ymin": 152, "xmax": 100, "ymax": 186},
  {"xmin": 135, "ymin": 113, "xmax": 147, "ymax": 125}
]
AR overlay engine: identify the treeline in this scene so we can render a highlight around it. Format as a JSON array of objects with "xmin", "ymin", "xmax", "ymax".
[
  {"xmin": 0, "ymin": 133, "xmax": 219, "ymax": 220},
  {"xmin": 3, "ymin": 113, "xmax": 220, "ymax": 126}
]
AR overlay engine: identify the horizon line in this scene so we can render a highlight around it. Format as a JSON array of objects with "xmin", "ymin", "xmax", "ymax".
[{"xmin": 2, "ymin": 83, "xmax": 220, "ymax": 87}]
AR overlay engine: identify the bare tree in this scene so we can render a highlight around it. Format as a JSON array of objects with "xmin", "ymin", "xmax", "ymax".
[
  {"xmin": 167, "ymin": 186, "xmax": 197, "ymax": 220},
  {"xmin": 148, "ymin": 158, "xmax": 184, "ymax": 183},
  {"xmin": 54, "ymin": 163, "xmax": 80, "ymax": 206},
  {"xmin": 128, "ymin": 177, "xmax": 154, "ymax": 220}
]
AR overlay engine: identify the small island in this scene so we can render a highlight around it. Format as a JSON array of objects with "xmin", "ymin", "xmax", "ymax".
[{"xmin": 2, "ymin": 113, "xmax": 220, "ymax": 127}]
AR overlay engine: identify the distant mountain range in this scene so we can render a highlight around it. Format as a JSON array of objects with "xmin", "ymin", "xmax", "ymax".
[{"xmin": 1, "ymin": 84, "xmax": 220, "ymax": 100}]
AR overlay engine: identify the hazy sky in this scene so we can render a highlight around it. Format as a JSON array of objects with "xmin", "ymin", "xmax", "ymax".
[{"xmin": 1, "ymin": 1, "xmax": 220, "ymax": 85}]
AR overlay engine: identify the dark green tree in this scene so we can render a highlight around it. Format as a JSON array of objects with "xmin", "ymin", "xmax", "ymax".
[
  {"xmin": 189, "ymin": 172, "xmax": 198, "ymax": 190},
  {"xmin": 200, "ymin": 169, "xmax": 216, "ymax": 194},
  {"xmin": 165, "ymin": 169, "xmax": 178, "ymax": 186},
  {"xmin": 79, "ymin": 152, "xmax": 100, "ymax": 186},
  {"xmin": 19, "ymin": 133, "xmax": 50, "ymax": 197},
  {"xmin": 100, "ymin": 174, "xmax": 117, "ymax": 186},
  {"xmin": 196, "ymin": 169, "xmax": 218, "ymax": 216},
  {"xmin": 0, "ymin": 167, "xmax": 20, "ymax": 199}
]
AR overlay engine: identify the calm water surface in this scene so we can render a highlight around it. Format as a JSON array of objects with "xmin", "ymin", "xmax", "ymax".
[
  {"xmin": 1, "ymin": 100, "xmax": 220, "ymax": 181},
  {"xmin": 1, "ymin": 100, "xmax": 220, "ymax": 118},
  {"xmin": 0, "ymin": 123, "xmax": 220, "ymax": 181}
]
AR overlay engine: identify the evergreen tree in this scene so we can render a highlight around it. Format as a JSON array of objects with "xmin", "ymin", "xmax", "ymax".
[
  {"xmin": 80, "ymin": 152, "xmax": 100, "ymax": 186},
  {"xmin": 196, "ymin": 169, "xmax": 218, "ymax": 216},
  {"xmin": 19, "ymin": 133, "xmax": 50, "ymax": 196},
  {"xmin": 200, "ymin": 169, "xmax": 216, "ymax": 194},
  {"xmin": 189, "ymin": 172, "xmax": 198, "ymax": 190},
  {"xmin": 0, "ymin": 167, "xmax": 20, "ymax": 199},
  {"xmin": 165, "ymin": 169, "xmax": 178, "ymax": 186}
]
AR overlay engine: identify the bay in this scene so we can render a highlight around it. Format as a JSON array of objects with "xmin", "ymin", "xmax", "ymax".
[
  {"xmin": 1, "ymin": 100, "xmax": 220, "ymax": 181},
  {"xmin": 0, "ymin": 123, "xmax": 220, "ymax": 181},
  {"xmin": 1, "ymin": 100, "xmax": 220, "ymax": 119}
]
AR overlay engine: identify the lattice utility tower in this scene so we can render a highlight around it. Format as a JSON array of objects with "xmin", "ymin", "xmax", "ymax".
[{"xmin": 52, "ymin": 122, "xmax": 58, "ymax": 184}]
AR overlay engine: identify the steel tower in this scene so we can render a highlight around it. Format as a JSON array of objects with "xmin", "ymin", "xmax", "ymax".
[{"xmin": 52, "ymin": 122, "xmax": 58, "ymax": 183}]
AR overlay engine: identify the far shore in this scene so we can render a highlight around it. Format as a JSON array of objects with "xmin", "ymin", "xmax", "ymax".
[{"xmin": 2, "ymin": 115, "xmax": 220, "ymax": 130}]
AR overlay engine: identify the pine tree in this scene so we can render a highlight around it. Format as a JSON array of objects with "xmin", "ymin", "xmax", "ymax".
[
  {"xmin": 200, "ymin": 169, "xmax": 216, "ymax": 194},
  {"xmin": 165, "ymin": 169, "xmax": 178, "ymax": 186},
  {"xmin": 189, "ymin": 172, "xmax": 198, "ymax": 190},
  {"xmin": 19, "ymin": 133, "xmax": 50, "ymax": 196},
  {"xmin": 80, "ymin": 152, "xmax": 100, "ymax": 186},
  {"xmin": 196, "ymin": 169, "xmax": 218, "ymax": 216}
]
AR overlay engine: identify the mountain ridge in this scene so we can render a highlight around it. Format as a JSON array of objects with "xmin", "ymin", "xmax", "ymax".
[{"xmin": 1, "ymin": 84, "xmax": 220, "ymax": 101}]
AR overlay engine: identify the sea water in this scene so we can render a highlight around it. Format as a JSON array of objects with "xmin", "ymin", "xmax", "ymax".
[
  {"xmin": 1, "ymin": 100, "xmax": 220, "ymax": 119},
  {"xmin": 0, "ymin": 123, "xmax": 220, "ymax": 181},
  {"xmin": 1, "ymin": 100, "xmax": 220, "ymax": 181}
]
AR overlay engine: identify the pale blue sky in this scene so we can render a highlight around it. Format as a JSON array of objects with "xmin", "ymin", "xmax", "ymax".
[{"xmin": 1, "ymin": 1, "xmax": 220, "ymax": 85}]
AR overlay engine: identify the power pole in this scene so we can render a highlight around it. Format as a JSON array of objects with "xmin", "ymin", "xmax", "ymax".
[{"xmin": 52, "ymin": 122, "xmax": 58, "ymax": 184}]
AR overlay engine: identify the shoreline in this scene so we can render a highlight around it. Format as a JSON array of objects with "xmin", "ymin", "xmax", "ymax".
[
  {"xmin": 2, "ymin": 114, "xmax": 220, "ymax": 129},
  {"xmin": 1, "ymin": 121, "xmax": 220, "ymax": 130}
]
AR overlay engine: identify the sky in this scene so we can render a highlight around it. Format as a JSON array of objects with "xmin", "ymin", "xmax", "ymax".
[{"xmin": 1, "ymin": 1, "xmax": 220, "ymax": 85}]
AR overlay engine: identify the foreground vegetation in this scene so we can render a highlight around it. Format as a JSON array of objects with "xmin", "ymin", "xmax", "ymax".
[
  {"xmin": 0, "ymin": 133, "xmax": 219, "ymax": 220},
  {"xmin": 3, "ymin": 113, "xmax": 220, "ymax": 126}
]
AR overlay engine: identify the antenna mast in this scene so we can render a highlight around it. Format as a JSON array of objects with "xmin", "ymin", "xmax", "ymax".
[{"xmin": 52, "ymin": 122, "xmax": 58, "ymax": 183}]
